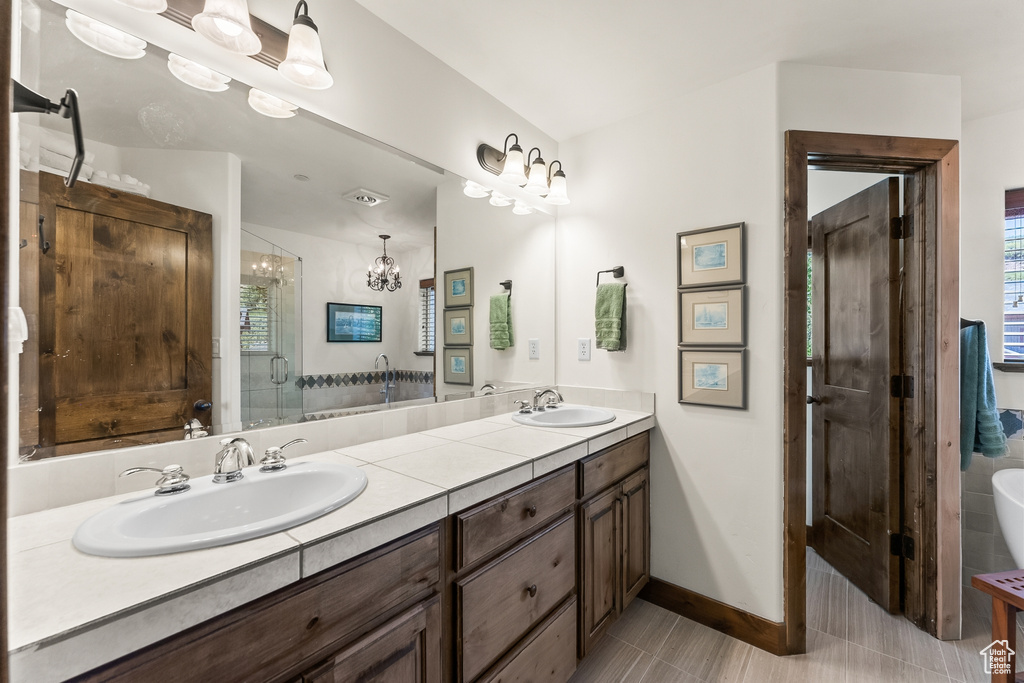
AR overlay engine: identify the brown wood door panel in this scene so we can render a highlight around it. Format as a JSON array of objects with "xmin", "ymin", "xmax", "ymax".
[
  {"xmin": 621, "ymin": 467, "xmax": 650, "ymax": 610},
  {"xmin": 579, "ymin": 486, "xmax": 620, "ymax": 657},
  {"xmin": 19, "ymin": 196, "xmax": 40, "ymax": 452},
  {"xmin": 36, "ymin": 171, "xmax": 212, "ymax": 452},
  {"xmin": 811, "ymin": 176, "xmax": 901, "ymax": 614}
]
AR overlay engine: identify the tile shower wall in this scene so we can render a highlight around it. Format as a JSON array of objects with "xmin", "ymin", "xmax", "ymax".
[
  {"xmin": 962, "ymin": 408, "xmax": 1024, "ymax": 583},
  {"xmin": 297, "ymin": 370, "xmax": 435, "ymax": 413}
]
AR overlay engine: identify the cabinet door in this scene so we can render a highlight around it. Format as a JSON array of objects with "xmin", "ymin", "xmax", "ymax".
[
  {"xmin": 302, "ymin": 596, "xmax": 441, "ymax": 683},
  {"xmin": 620, "ymin": 467, "xmax": 650, "ymax": 610},
  {"xmin": 579, "ymin": 486, "xmax": 620, "ymax": 657}
]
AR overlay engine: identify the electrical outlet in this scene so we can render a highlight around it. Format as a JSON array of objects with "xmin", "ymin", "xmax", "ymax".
[
  {"xmin": 528, "ymin": 339, "xmax": 540, "ymax": 360},
  {"xmin": 578, "ymin": 338, "xmax": 591, "ymax": 361}
]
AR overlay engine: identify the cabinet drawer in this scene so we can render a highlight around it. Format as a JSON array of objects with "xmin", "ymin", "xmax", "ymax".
[
  {"xmin": 458, "ymin": 514, "xmax": 575, "ymax": 683},
  {"xmin": 479, "ymin": 598, "xmax": 577, "ymax": 683},
  {"xmin": 456, "ymin": 466, "xmax": 575, "ymax": 569},
  {"xmin": 580, "ymin": 432, "xmax": 649, "ymax": 499}
]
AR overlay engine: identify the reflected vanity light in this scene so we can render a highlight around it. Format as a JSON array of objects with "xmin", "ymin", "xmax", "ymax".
[
  {"xmin": 512, "ymin": 200, "xmax": 534, "ymax": 215},
  {"xmin": 192, "ymin": 0, "xmax": 262, "ymax": 56},
  {"xmin": 167, "ymin": 54, "xmax": 231, "ymax": 92},
  {"xmin": 65, "ymin": 10, "xmax": 147, "ymax": 60},
  {"xmin": 248, "ymin": 88, "xmax": 298, "ymax": 118},
  {"xmin": 523, "ymin": 148, "xmax": 549, "ymax": 196},
  {"xmin": 112, "ymin": 0, "xmax": 168, "ymax": 12},
  {"xmin": 463, "ymin": 181, "xmax": 490, "ymax": 198},
  {"xmin": 489, "ymin": 191, "xmax": 513, "ymax": 207},
  {"xmin": 278, "ymin": 1, "xmax": 333, "ymax": 90}
]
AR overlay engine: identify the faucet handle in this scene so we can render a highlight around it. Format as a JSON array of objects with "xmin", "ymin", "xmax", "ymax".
[
  {"xmin": 120, "ymin": 464, "xmax": 190, "ymax": 496},
  {"xmin": 260, "ymin": 438, "xmax": 308, "ymax": 472},
  {"xmin": 513, "ymin": 399, "xmax": 532, "ymax": 414}
]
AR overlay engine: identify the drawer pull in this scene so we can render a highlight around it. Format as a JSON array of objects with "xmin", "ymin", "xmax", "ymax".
[
  {"xmin": 526, "ymin": 505, "xmax": 537, "ymax": 518},
  {"xmin": 527, "ymin": 584, "xmax": 538, "ymax": 598}
]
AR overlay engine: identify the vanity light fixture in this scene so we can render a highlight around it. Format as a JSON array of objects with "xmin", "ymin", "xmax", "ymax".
[
  {"xmin": 167, "ymin": 54, "xmax": 231, "ymax": 92},
  {"xmin": 113, "ymin": 0, "xmax": 168, "ymax": 12},
  {"xmin": 192, "ymin": 0, "xmax": 262, "ymax": 56},
  {"xmin": 489, "ymin": 191, "xmax": 513, "ymax": 207},
  {"xmin": 544, "ymin": 160, "xmax": 570, "ymax": 205},
  {"xmin": 278, "ymin": 1, "xmax": 333, "ymax": 90},
  {"xmin": 463, "ymin": 180, "xmax": 490, "ymax": 199},
  {"xmin": 512, "ymin": 200, "xmax": 534, "ymax": 215},
  {"xmin": 367, "ymin": 235, "xmax": 401, "ymax": 292},
  {"xmin": 65, "ymin": 10, "xmax": 147, "ymax": 59},
  {"xmin": 494, "ymin": 134, "xmax": 528, "ymax": 186},
  {"xmin": 523, "ymin": 148, "xmax": 549, "ymax": 196},
  {"xmin": 248, "ymin": 88, "xmax": 298, "ymax": 118}
]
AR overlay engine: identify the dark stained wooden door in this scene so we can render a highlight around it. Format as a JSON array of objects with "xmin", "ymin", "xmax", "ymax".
[
  {"xmin": 620, "ymin": 467, "xmax": 650, "ymax": 611},
  {"xmin": 810, "ymin": 177, "xmax": 901, "ymax": 613},
  {"xmin": 579, "ymin": 486, "xmax": 620, "ymax": 658},
  {"xmin": 36, "ymin": 171, "xmax": 212, "ymax": 455}
]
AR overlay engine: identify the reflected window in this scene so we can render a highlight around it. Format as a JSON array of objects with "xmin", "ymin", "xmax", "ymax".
[
  {"xmin": 418, "ymin": 278, "xmax": 435, "ymax": 354},
  {"xmin": 1005, "ymin": 189, "xmax": 1024, "ymax": 360},
  {"xmin": 240, "ymin": 284, "xmax": 270, "ymax": 352}
]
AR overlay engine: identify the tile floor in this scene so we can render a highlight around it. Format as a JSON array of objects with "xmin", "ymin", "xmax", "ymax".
[{"xmin": 569, "ymin": 548, "xmax": 1024, "ymax": 682}]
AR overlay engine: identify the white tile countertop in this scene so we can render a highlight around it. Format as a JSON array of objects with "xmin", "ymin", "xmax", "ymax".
[{"xmin": 7, "ymin": 407, "xmax": 655, "ymax": 682}]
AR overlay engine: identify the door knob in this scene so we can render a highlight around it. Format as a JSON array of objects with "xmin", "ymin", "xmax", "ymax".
[{"xmin": 806, "ymin": 395, "xmax": 822, "ymax": 405}]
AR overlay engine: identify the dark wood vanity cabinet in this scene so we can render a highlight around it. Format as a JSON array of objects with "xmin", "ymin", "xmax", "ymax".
[{"xmin": 578, "ymin": 434, "xmax": 650, "ymax": 658}]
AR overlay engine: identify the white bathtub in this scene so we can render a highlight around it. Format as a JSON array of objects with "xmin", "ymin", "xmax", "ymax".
[{"xmin": 993, "ymin": 468, "xmax": 1024, "ymax": 569}]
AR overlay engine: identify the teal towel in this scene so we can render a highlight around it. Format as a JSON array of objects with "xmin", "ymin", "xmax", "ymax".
[
  {"xmin": 960, "ymin": 322, "xmax": 1006, "ymax": 470},
  {"xmin": 595, "ymin": 283, "xmax": 627, "ymax": 351},
  {"xmin": 489, "ymin": 294, "xmax": 513, "ymax": 350}
]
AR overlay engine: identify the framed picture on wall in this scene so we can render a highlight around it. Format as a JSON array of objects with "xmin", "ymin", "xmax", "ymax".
[
  {"xmin": 443, "ymin": 307, "xmax": 473, "ymax": 346},
  {"xmin": 678, "ymin": 286, "xmax": 746, "ymax": 346},
  {"xmin": 678, "ymin": 348, "xmax": 746, "ymax": 409},
  {"xmin": 443, "ymin": 267, "xmax": 474, "ymax": 308},
  {"xmin": 443, "ymin": 347, "xmax": 474, "ymax": 385},
  {"xmin": 677, "ymin": 223, "xmax": 745, "ymax": 288}
]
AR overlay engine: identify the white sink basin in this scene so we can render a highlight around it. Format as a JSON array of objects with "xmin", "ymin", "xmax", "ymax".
[
  {"xmin": 512, "ymin": 404, "xmax": 616, "ymax": 428},
  {"xmin": 73, "ymin": 462, "xmax": 367, "ymax": 558}
]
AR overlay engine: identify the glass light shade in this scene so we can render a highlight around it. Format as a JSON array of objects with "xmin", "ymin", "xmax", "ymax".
[
  {"xmin": 65, "ymin": 10, "xmax": 146, "ymax": 59},
  {"xmin": 112, "ymin": 0, "xmax": 168, "ymax": 12},
  {"xmin": 192, "ymin": 0, "xmax": 262, "ymax": 55},
  {"xmin": 279, "ymin": 22, "xmax": 333, "ymax": 90},
  {"xmin": 167, "ymin": 54, "xmax": 231, "ymax": 92},
  {"xmin": 489, "ymin": 191, "xmax": 513, "ymax": 207},
  {"xmin": 463, "ymin": 181, "xmax": 490, "ymax": 199},
  {"xmin": 523, "ymin": 158, "xmax": 549, "ymax": 195},
  {"xmin": 544, "ymin": 170, "xmax": 570, "ymax": 205},
  {"xmin": 248, "ymin": 88, "xmax": 298, "ymax": 118},
  {"xmin": 497, "ymin": 144, "xmax": 528, "ymax": 186},
  {"xmin": 512, "ymin": 200, "xmax": 534, "ymax": 215}
]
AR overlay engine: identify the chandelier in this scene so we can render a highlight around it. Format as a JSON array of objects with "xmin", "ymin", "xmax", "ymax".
[
  {"xmin": 367, "ymin": 234, "xmax": 401, "ymax": 292},
  {"xmin": 251, "ymin": 253, "xmax": 286, "ymax": 284}
]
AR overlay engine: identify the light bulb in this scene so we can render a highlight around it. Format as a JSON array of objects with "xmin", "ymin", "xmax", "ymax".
[
  {"xmin": 213, "ymin": 17, "xmax": 243, "ymax": 36},
  {"xmin": 192, "ymin": 0, "xmax": 262, "ymax": 55}
]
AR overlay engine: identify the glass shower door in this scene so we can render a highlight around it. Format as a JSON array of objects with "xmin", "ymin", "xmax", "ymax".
[{"xmin": 240, "ymin": 231, "xmax": 303, "ymax": 428}]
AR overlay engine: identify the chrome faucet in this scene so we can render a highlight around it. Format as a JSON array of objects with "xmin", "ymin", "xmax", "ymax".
[
  {"xmin": 479, "ymin": 383, "xmax": 497, "ymax": 395},
  {"xmin": 213, "ymin": 437, "xmax": 256, "ymax": 483},
  {"xmin": 533, "ymin": 388, "xmax": 564, "ymax": 410},
  {"xmin": 376, "ymin": 353, "xmax": 396, "ymax": 404}
]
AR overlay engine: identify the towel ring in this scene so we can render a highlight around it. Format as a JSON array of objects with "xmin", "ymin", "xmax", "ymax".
[
  {"xmin": 596, "ymin": 266, "xmax": 625, "ymax": 287},
  {"xmin": 499, "ymin": 280, "xmax": 512, "ymax": 298}
]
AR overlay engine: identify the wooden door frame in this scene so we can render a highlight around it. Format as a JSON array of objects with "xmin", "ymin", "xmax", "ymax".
[{"xmin": 783, "ymin": 130, "xmax": 960, "ymax": 653}]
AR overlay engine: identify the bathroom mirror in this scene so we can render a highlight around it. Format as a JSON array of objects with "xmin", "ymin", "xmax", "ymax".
[{"xmin": 13, "ymin": 0, "xmax": 556, "ymax": 458}]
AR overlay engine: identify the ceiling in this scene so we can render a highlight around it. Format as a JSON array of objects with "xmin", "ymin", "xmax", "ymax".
[{"xmin": 353, "ymin": 0, "xmax": 1024, "ymax": 141}]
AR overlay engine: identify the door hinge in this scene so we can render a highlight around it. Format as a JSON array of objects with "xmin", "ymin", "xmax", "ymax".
[
  {"xmin": 890, "ymin": 532, "xmax": 916, "ymax": 560},
  {"xmin": 890, "ymin": 375, "xmax": 914, "ymax": 398},
  {"xmin": 890, "ymin": 214, "xmax": 913, "ymax": 240}
]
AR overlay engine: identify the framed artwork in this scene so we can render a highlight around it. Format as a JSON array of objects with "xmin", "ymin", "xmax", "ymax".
[
  {"xmin": 679, "ymin": 348, "xmax": 746, "ymax": 409},
  {"xmin": 443, "ymin": 267, "xmax": 474, "ymax": 308},
  {"xmin": 443, "ymin": 307, "xmax": 473, "ymax": 346},
  {"xmin": 443, "ymin": 347, "xmax": 473, "ymax": 385},
  {"xmin": 678, "ymin": 286, "xmax": 746, "ymax": 346},
  {"xmin": 677, "ymin": 223, "xmax": 745, "ymax": 288}
]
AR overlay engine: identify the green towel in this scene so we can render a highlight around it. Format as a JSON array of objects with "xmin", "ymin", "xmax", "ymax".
[
  {"xmin": 490, "ymin": 294, "xmax": 514, "ymax": 350},
  {"xmin": 595, "ymin": 283, "xmax": 627, "ymax": 351},
  {"xmin": 960, "ymin": 322, "xmax": 1006, "ymax": 470}
]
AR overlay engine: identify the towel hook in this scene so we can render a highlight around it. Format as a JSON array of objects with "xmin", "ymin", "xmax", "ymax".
[
  {"xmin": 596, "ymin": 266, "xmax": 625, "ymax": 287},
  {"xmin": 499, "ymin": 279, "xmax": 512, "ymax": 298}
]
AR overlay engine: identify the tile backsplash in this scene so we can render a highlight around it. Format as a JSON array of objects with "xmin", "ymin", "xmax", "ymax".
[
  {"xmin": 7, "ymin": 386, "xmax": 655, "ymax": 516},
  {"xmin": 961, "ymin": 408, "xmax": 1024, "ymax": 583}
]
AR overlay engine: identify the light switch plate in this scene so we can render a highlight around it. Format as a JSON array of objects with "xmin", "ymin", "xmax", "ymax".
[
  {"xmin": 528, "ymin": 339, "xmax": 540, "ymax": 360},
  {"xmin": 212, "ymin": 337, "xmax": 221, "ymax": 358},
  {"xmin": 578, "ymin": 338, "xmax": 591, "ymax": 361}
]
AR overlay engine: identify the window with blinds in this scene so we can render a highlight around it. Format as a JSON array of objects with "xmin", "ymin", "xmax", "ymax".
[
  {"xmin": 240, "ymin": 284, "xmax": 270, "ymax": 352},
  {"xmin": 418, "ymin": 279, "xmax": 435, "ymax": 353},
  {"xmin": 1004, "ymin": 188, "xmax": 1024, "ymax": 359}
]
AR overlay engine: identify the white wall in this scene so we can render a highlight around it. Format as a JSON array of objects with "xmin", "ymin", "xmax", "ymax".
[
  {"xmin": 242, "ymin": 222, "xmax": 434, "ymax": 375},
  {"xmin": 556, "ymin": 63, "xmax": 960, "ymax": 623},
  {"xmin": 436, "ymin": 176, "xmax": 556, "ymax": 397}
]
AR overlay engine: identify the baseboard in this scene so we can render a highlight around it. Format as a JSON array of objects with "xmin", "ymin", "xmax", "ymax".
[{"xmin": 639, "ymin": 577, "xmax": 788, "ymax": 656}]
